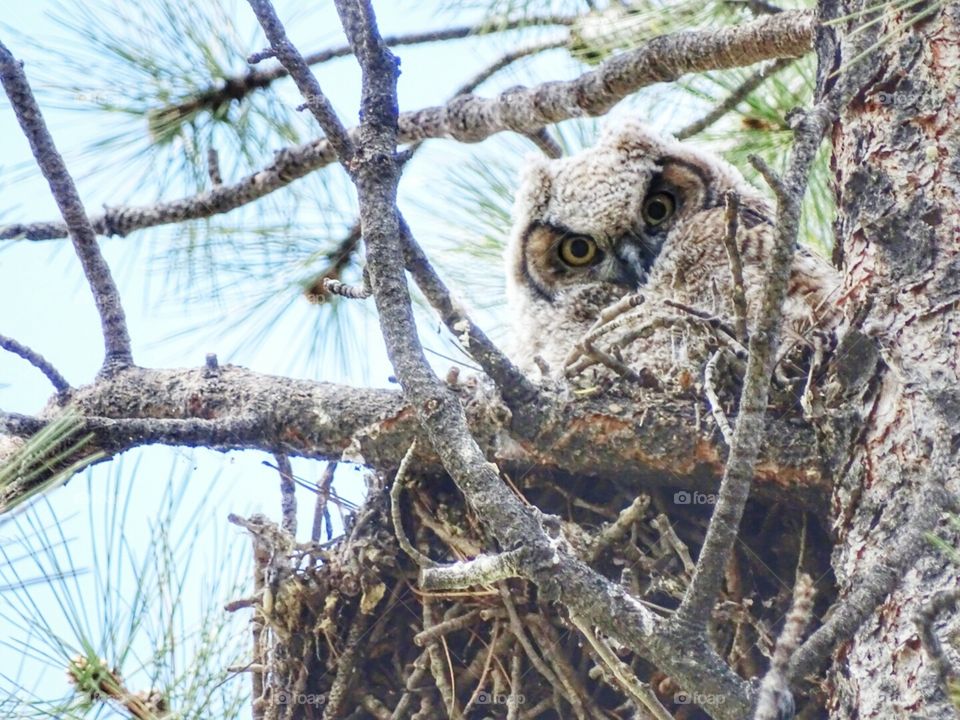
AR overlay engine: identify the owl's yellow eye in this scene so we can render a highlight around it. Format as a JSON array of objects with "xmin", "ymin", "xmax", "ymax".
[
  {"xmin": 558, "ymin": 235, "xmax": 598, "ymax": 267},
  {"xmin": 642, "ymin": 192, "xmax": 675, "ymax": 226}
]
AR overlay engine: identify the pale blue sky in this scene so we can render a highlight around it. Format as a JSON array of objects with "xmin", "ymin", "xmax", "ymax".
[{"xmin": 0, "ymin": 0, "xmax": 537, "ymax": 708}]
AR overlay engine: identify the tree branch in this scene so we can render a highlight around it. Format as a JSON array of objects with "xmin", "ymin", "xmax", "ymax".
[
  {"xmin": 676, "ymin": 57, "xmax": 794, "ymax": 140},
  {"xmin": 673, "ymin": 105, "xmax": 832, "ymax": 629},
  {"xmin": 247, "ymin": 0, "xmax": 355, "ymax": 166},
  {"xmin": 0, "ymin": 365, "xmax": 829, "ymax": 509},
  {"xmin": 0, "ymin": 10, "xmax": 814, "ymax": 243},
  {"xmin": 399, "ymin": 221, "xmax": 545, "ymax": 426},
  {"xmin": 150, "ymin": 16, "xmax": 575, "ymax": 125},
  {"xmin": 0, "ymin": 42, "xmax": 133, "ymax": 369},
  {"xmin": 0, "ymin": 334, "xmax": 71, "ymax": 397}
]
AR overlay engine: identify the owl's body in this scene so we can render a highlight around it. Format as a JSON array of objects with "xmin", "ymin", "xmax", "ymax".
[{"xmin": 505, "ymin": 120, "xmax": 840, "ymax": 388}]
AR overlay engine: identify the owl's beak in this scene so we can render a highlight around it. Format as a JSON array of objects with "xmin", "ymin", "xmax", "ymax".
[{"xmin": 613, "ymin": 240, "xmax": 657, "ymax": 289}]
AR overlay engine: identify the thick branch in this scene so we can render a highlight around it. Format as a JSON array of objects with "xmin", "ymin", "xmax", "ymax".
[
  {"xmin": 0, "ymin": 42, "xmax": 132, "ymax": 369},
  {"xmin": 0, "ymin": 365, "xmax": 829, "ymax": 509},
  {"xmin": 1, "ymin": 10, "xmax": 813, "ymax": 243}
]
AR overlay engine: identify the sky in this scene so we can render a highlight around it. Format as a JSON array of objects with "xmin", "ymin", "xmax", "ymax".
[
  {"xmin": 0, "ymin": 0, "xmax": 703, "ymax": 712},
  {"xmin": 0, "ymin": 0, "xmax": 537, "ymax": 709}
]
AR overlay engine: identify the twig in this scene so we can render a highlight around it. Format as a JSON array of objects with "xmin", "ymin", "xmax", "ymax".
[
  {"xmin": 721, "ymin": 191, "xmax": 749, "ymax": 344},
  {"xmin": 0, "ymin": 334, "xmax": 71, "ymax": 397},
  {"xmin": 704, "ymin": 350, "xmax": 735, "ymax": 446},
  {"xmin": 662, "ymin": 299, "xmax": 746, "ymax": 355},
  {"xmin": 321, "ymin": 613, "xmax": 371, "ymax": 720},
  {"xmin": 419, "ymin": 548, "xmax": 527, "ymax": 590},
  {"xmin": 507, "ymin": 642, "xmax": 523, "ymax": 720},
  {"xmin": 323, "ymin": 277, "xmax": 371, "ymax": 299},
  {"xmin": 246, "ymin": 0, "xmax": 355, "ymax": 167},
  {"xmin": 524, "ymin": 126, "xmax": 563, "ymax": 158},
  {"xmin": 421, "ymin": 597, "xmax": 459, "ymax": 718},
  {"xmin": 525, "ymin": 616, "xmax": 595, "ymax": 719},
  {"xmin": 273, "ymin": 452, "xmax": 297, "ymax": 535},
  {"xmin": 249, "ymin": 517, "xmax": 270, "ymax": 720},
  {"xmin": 304, "ymin": 223, "xmax": 363, "ymax": 302},
  {"xmin": 652, "ymin": 514, "xmax": 697, "ymax": 575},
  {"xmin": 0, "ymin": 42, "xmax": 132, "ymax": 369},
  {"xmin": 727, "ymin": 0, "xmax": 784, "ymax": 14},
  {"xmin": 1, "ymin": 11, "xmax": 815, "ymax": 242},
  {"xmin": 67, "ymin": 656, "xmax": 168, "ymax": 720},
  {"xmin": 498, "ymin": 586, "xmax": 576, "ymax": 710},
  {"xmin": 207, "ymin": 147, "xmax": 222, "ymax": 186},
  {"xmin": 563, "ymin": 293, "xmax": 645, "ymax": 372},
  {"xmin": 414, "ymin": 608, "xmax": 482, "ymax": 646},
  {"xmin": 391, "ymin": 440, "xmax": 438, "ymax": 568},
  {"xmin": 389, "ymin": 651, "xmax": 431, "ymax": 720},
  {"xmin": 588, "ymin": 494, "xmax": 650, "ymax": 563},
  {"xmin": 583, "ymin": 337, "xmax": 651, "ymax": 384},
  {"xmin": 676, "ymin": 57, "xmax": 794, "ymax": 139},
  {"xmin": 456, "ymin": 38, "xmax": 567, "ymax": 96},
  {"xmin": 152, "ymin": 17, "xmax": 575, "ymax": 124},
  {"xmin": 571, "ymin": 614, "xmax": 674, "ymax": 720},
  {"xmin": 311, "ymin": 461, "xmax": 336, "ymax": 542},
  {"xmin": 673, "ymin": 105, "xmax": 833, "ymax": 629},
  {"xmin": 461, "ymin": 621, "xmax": 501, "ymax": 716}
]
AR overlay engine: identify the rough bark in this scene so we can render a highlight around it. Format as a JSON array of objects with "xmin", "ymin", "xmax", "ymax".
[{"xmin": 813, "ymin": 3, "xmax": 960, "ymax": 716}]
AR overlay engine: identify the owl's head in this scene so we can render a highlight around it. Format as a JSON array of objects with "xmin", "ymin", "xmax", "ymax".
[{"xmin": 505, "ymin": 118, "xmax": 767, "ymax": 306}]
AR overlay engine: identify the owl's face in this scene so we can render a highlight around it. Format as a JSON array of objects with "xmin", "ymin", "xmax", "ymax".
[
  {"xmin": 517, "ymin": 161, "xmax": 707, "ymax": 299},
  {"xmin": 507, "ymin": 120, "xmax": 764, "ymax": 303},
  {"xmin": 505, "ymin": 119, "xmax": 770, "ymax": 370}
]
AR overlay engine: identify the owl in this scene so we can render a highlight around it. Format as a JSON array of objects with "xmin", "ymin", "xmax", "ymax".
[{"xmin": 505, "ymin": 119, "xmax": 840, "ymax": 393}]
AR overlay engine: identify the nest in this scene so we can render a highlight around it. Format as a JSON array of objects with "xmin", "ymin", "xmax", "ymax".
[{"xmin": 231, "ymin": 442, "xmax": 834, "ymax": 720}]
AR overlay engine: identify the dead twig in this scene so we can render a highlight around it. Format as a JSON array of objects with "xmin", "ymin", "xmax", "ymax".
[{"xmin": 0, "ymin": 334, "xmax": 71, "ymax": 397}]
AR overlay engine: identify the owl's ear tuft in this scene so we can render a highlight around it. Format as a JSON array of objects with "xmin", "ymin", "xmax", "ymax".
[
  {"xmin": 513, "ymin": 155, "xmax": 554, "ymax": 223},
  {"xmin": 600, "ymin": 116, "xmax": 669, "ymax": 159}
]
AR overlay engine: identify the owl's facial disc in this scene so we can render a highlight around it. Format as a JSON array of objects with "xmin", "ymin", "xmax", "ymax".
[{"xmin": 517, "ymin": 159, "xmax": 715, "ymax": 301}]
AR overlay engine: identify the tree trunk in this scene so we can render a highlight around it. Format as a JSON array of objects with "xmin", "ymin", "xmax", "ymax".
[{"xmin": 821, "ymin": 2, "xmax": 960, "ymax": 715}]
